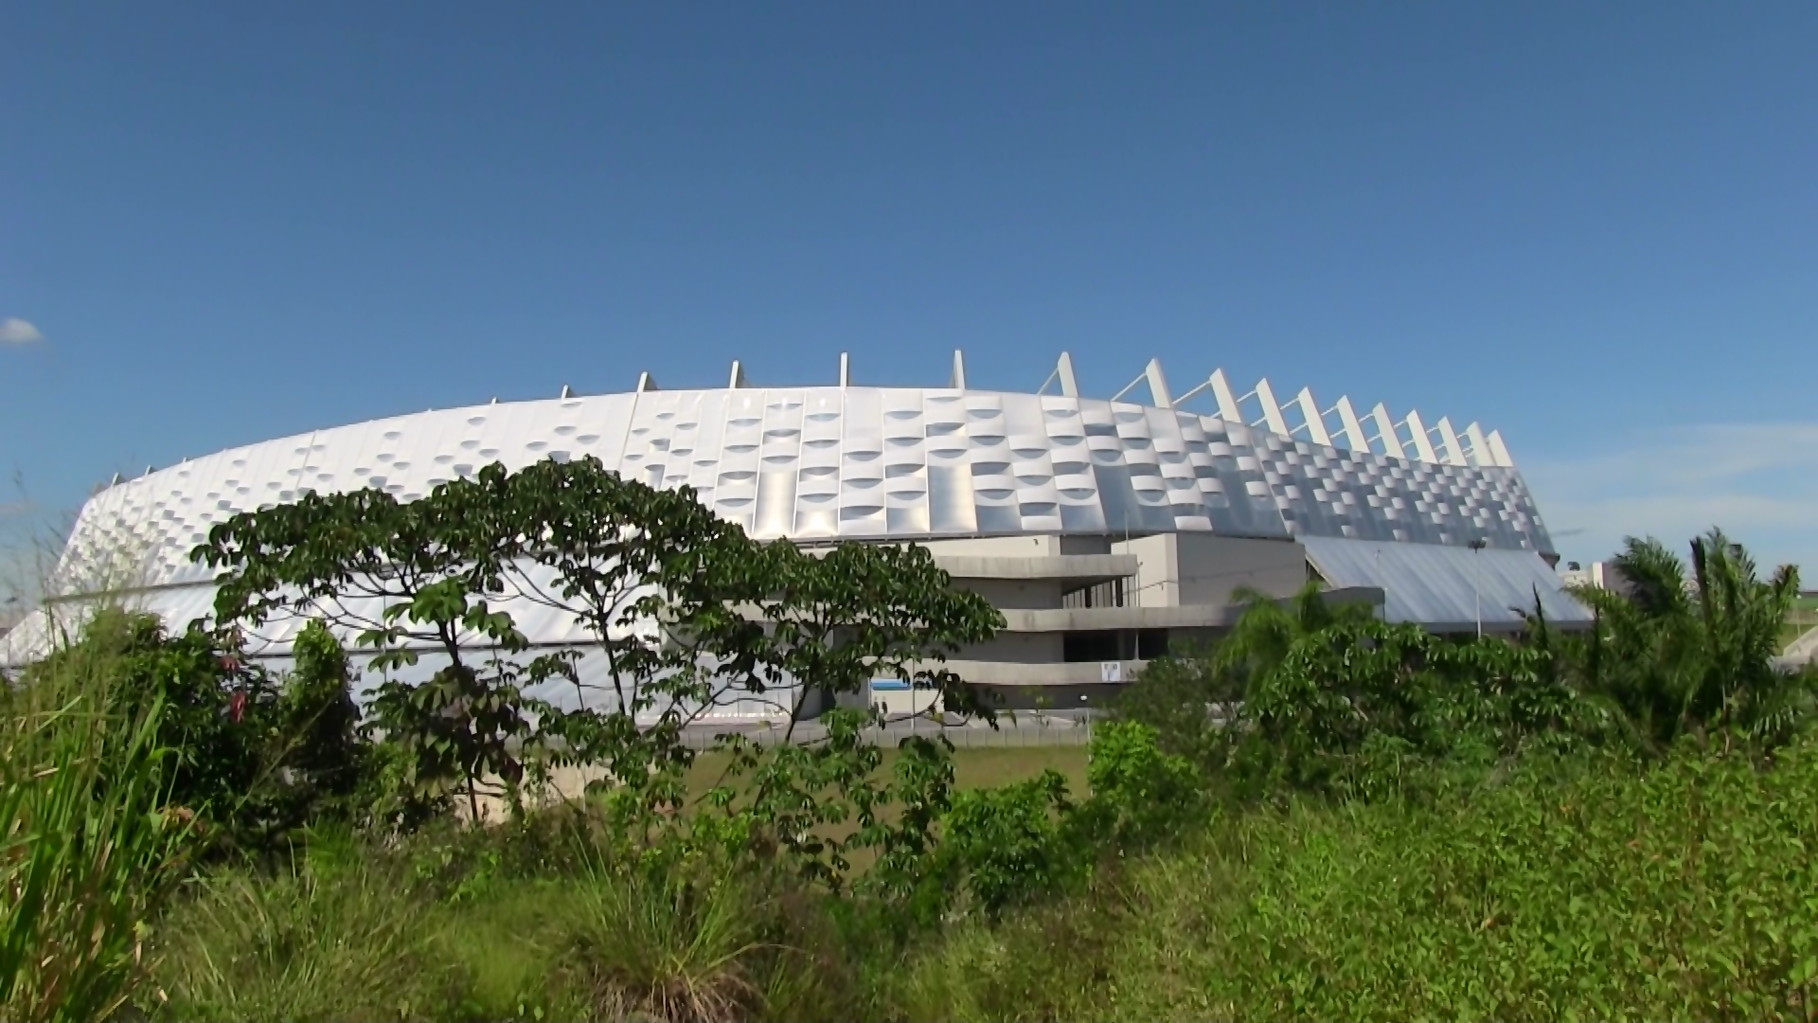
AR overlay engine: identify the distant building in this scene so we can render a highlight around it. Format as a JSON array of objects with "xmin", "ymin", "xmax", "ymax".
[{"xmin": 1560, "ymin": 560, "xmax": 1630, "ymax": 594}]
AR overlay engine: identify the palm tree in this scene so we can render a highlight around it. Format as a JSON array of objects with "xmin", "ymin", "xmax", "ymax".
[
  {"xmin": 1215, "ymin": 582, "xmax": 1381, "ymax": 699},
  {"xmin": 1568, "ymin": 528, "xmax": 1809, "ymax": 751},
  {"xmin": 1111, "ymin": 582, "xmax": 1378, "ymax": 764}
]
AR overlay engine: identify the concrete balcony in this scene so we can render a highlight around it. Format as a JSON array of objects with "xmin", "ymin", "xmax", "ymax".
[
  {"xmin": 930, "ymin": 553, "xmax": 1138, "ymax": 584},
  {"xmin": 992, "ymin": 585, "xmax": 1384, "ymax": 632}
]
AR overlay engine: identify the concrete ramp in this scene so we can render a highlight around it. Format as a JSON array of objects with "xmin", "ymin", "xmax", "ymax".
[{"xmin": 1781, "ymin": 626, "xmax": 1818, "ymax": 670}]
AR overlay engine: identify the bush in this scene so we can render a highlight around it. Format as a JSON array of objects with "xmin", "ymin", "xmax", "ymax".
[
  {"xmin": 13, "ymin": 611, "xmax": 377, "ymax": 861},
  {"xmin": 937, "ymin": 771, "xmax": 1077, "ymax": 919},
  {"xmin": 551, "ymin": 843, "xmax": 852, "ymax": 1023},
  {"xmin": 1079, "ymin": 720, "xmax": 1205, "ymax": 850},
  {"xmin": 905, "ymin": 739, "xmax": 1818, "ymax": 1022}
]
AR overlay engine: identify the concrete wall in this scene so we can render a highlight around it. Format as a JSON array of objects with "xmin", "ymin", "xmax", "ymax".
[
  {"xmin": 958, "ymin": 578, "xmax": 1065, "ymax": 610},
  {"xmin": 1114, "ymin": 534, "xmax": 1178, "ymax": 608},
  {"xmin": 917, "ymin": 535, "xmax": 1062, "ymax": 557},
  {"xmin": 957, "ymin": 631, "xmax": 1064, "ymax": 662},
  {"xmin": 1110, "ymin": 533, "xmax": 1308, "ymax": 609},
  {"xmin": 1175, "ymin": 534, "xmax": 1309, "ymax": 607}
]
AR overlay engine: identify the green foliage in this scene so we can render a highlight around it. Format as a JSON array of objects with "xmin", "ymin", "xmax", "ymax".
[
  {"xmin": 1107, "ymin": 643, "xmax": 1227, "ymax": 768},
  {"xmin": 151, "ymin": 861, "xmax": 448, "ymax": 1023},
  {"xmin": 1, "ymin": 676, "xmax": 195, "ymax": 1023},
  {"xmin": 11, "ymin": 610, "xmax": 371, "ymax": 861},
  {"xmin": 937, "ymin": 770, "xmax": 1077, "ymax": 919},
  {"xmin": 559, "ymin": 853, "xmax": 773, "ymax": 1023},
  {"xmin": 1571, "ymin": 528, "xmax": 1813, "ymax": 751},
  {"xmin": 900, "ymin": 739, "xmax": 1818, "ymax": 1022},
  {"xmin": 18, "ymin": 611, "xmax": 269, "ymax": 830},
  {"xmin": 1197, "ymin": 619, "xmax": 1592, "ymax": 801},
  {"xmin": 1214, "ymin": 582, "xmax": 1382, "ymax": 698},
  {"xmin": 1079, "ymin": 719, "xmax": 1205, "ymax": 849},
  {"xmin": 193, "ymin": 456, "xmax": 1003, "ymax": 827}
]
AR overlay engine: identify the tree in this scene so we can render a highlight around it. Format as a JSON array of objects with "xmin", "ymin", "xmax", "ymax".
[
  {"xmin": 1115, "ymin": 582, "xmax": 1380, "ymax": 767},
  {"xmin": 193, "ymin": 457, "xmax": 1002, "ymax": 827},
  {"xmin": 1568, "ymin": 528, "xmax": 1811, "ymax": 751},
  {"xmin": 1214, "ymin": 582, "xmax": 1382, "ymax": 700}
]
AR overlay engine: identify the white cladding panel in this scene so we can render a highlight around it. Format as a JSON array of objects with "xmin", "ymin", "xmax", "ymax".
[{"xmin": 53, "ymin": 386, "xmax": 1557, "ymax": 594}]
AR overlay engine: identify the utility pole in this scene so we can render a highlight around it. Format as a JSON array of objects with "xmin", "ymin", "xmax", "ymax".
[{"xmin": 1468, "ymin": 538, "xmax": 1488, "ymax": 638}]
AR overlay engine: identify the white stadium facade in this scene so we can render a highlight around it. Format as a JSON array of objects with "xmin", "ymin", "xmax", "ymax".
[{"xmin": 2, "ymin": 352, "xmax": 1591, "ymax": 717}]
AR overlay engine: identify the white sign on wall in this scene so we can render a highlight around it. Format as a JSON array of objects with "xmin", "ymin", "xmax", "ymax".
[{"xmin": 1099, "ymin": 661, "xmax": 1124, "ymax": 684}]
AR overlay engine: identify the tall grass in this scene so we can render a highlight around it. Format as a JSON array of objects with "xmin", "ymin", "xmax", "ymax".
[
  {"xmin": 152, "ymin": 861, "xmax": 447, "ymax": 1023},
  {"xmin": 0, "ymin": 638, "xmax": 194, "ymax": 1023},
  {"xmin": 892, "ymin": 742, "xmax": 1818, "ymax": 1023}
]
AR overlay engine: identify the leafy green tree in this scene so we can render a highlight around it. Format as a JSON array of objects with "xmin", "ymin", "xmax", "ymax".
[
  {"xmin": 1214, "ymin": 582, "xmax": 1383, "ymax": 696},
  {"xmin": 194, "ymin": 456, "xmax": 1002, "ymax": 834},
  {"xmin": 1570, "ymin": 528, "xmax": 1811, "ymax": 751},
  {"xmin": 1114, "ymin": 583, "xmax": 1380, "ymax": 770}
]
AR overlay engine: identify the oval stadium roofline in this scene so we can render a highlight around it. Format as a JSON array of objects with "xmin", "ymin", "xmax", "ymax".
[{"xmin": 557, "ymin": 350, "xmax": 1517, "ymax": 471}]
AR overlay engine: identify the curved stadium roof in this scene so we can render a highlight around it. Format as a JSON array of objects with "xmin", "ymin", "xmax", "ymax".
[{"xmin": 47, "ymin": 352, "xmax": 1555, "ymax": 598}]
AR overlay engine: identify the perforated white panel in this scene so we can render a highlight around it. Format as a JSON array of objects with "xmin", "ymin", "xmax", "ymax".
[{"xmin": 53, "ymin": 386, "xmax": 1557, "ymax": 594}]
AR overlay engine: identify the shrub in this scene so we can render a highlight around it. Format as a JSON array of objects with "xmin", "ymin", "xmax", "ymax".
[
  {"xmin": 1079, "ymin": 719, "xmax": 1204, "ymax": 850},
  {"xmin": 903, "ymin": 738, "xmax": 1818, "ymax": 1022},
  {"xmin": 553, "ymin": 845, "xmax": 846, "ymax": 1023},
  {"xmin": 12, "ymin": 610, "xmax": 376, "ymax": 861},
  {"xmin": 937, "ymin": 771, "xmax": 1077, "ymax": 919}
]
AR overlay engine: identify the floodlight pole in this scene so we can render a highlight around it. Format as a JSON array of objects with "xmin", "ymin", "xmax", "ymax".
[{"xmin": 1468, "ymin": 538, "xmax": 1488, "ymax": 639}]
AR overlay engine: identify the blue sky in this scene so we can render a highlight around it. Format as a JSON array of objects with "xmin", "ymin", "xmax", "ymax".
[{"xmin": 3, "ymin": 2, "xmax": 1815, "ymax": 574}]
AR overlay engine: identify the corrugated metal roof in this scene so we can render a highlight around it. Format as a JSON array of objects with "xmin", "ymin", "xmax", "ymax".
[{"xmin": 1300, "ymin": 536, "xmax": 1591, "ymax": 629}]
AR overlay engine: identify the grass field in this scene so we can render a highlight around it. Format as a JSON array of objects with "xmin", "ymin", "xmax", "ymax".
[{"xmin": 682, "ymin": 743, "xmax": 1091, "ymax": 802}]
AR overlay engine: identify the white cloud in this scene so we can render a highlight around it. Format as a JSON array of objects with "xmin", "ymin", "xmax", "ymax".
[
  {"xmin": 1522, "ymin": 422, "xmax": 1818, "ymax": 573},
  {"xmin": 0, "ymin": 318, "xmax": 45, "ymax": 346}
]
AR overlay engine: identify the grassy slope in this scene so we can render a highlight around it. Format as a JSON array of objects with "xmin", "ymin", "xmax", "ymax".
[
  {"xmin": 893, "ymin": 744, "xmax": 1818, "ymax": 1023},
  {"xmin": 682, "ymin": 743, "xmax": 1092, "ymax": 804},
  {"xmin": 149, "ymin": 738, "xmax": 1818, "ymax": 1022}
]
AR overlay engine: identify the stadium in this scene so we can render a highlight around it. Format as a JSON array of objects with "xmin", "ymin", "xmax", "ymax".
[{"xmin": 0, "ymin": 352, "xmax": 1590, "ymax": 717}]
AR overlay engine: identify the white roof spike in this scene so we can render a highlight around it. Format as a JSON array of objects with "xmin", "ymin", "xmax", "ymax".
[
  {"xmin": 1209, "ymin": 369, "xmax": 1243, "ymax": 422},
  {"xmin": 1487, "ymin": 429, "xmax": 1516, "ymax": 468},
  {"xmin": 1402, "ymin": 410, "xmax": 1438, "ymax": 462},
  {"xmin": 1294, "ymin": 388, "xmax": 1331, "ymax": 446},
  {"xmin": 1039, "ymin": 351, "xmax": 1080, "ymax": 398},
  {"xmin": 1369, "ymin": 403, "xmax": 1406, "ymax": 459},
  {"xmin": 728, "ymin": 360, "xmax": 747, "ymax": 389},
  {"xmin": 1331, "ymin": 396, "xmax": 1369, "ymax": 454},
  {"xmin": 1464, "ymin": 422, "xmax": 1491, "ymax": 466},
  {"xmin": 1111, "ymin": 357, "xmax": 1173, "ymax": 408},
  {"xmin": 1145, "ymin": 358, "xmax": 1172, "ymax": 407},
  {"xmin": 559, "ymin": 384, "xmax": 573, "ymax": 400},
  {"xmin": 635, "ymin": 372, "xmax": 658, "ymax": 393},
  {"xmin": 1434, "ymin": 417, "xmax": 1468, "ymax": 466},
  {"xmin": 1251, "ymin": 378, "xmax": 1292, "ymax": 437},
  {"xmin": 950, "ymin": 350, "xmax": 968, "ymax": 390},
  {"xmin": 839, "ymin": 352, "xmax": 851, "ymax": 388}
]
